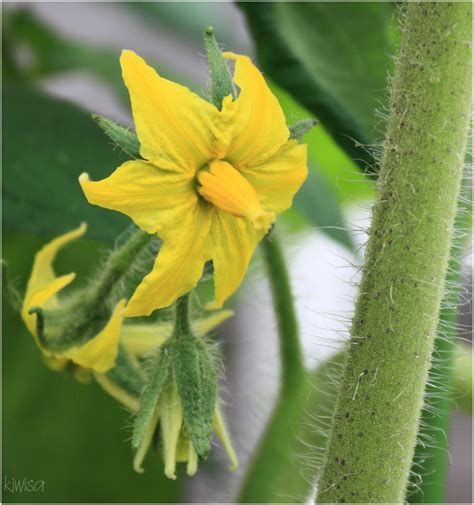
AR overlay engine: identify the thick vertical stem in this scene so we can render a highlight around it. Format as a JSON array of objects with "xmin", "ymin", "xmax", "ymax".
[
  {"xmin": 316, "ymin": 3, "xmax": 471, "ymax": 503},
  {"xmin": 409, "ymin": 180, "xmax": 471, "ymax": 502}
]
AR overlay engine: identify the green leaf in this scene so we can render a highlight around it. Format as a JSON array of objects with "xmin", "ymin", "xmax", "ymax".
[
  {"xmin": 3, "ymin": 83, "xmax": 129, "ymax": 242},
  {"xmin": 3, "ymin": 9, "xmax": 191, "ymax": 98},
  {"xmin": 294, "ymin": 169, "xmax": 355, "ymax": 251},
  {"xmin": 172, "ymin": 336, "xmax": 217, "ymax": 459},
  {"xmin": 3, "ymin": 9, "xmax": 121, "ymax": 87},
  {"xmin": 125, "ymin": 2, "xmax": 245, "ymax": 49},
  {"xmin": 238, "ymin": 2, "xmax": 395, "ymax": 172},
  {"xmin": 274, "ymin": 82, "xmax": 374, "ymax": 203}
]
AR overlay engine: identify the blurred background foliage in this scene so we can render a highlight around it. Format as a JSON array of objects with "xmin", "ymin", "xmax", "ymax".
[{"xmin": 2, "ymin": 2, "xmax": 471, "ymax": 503}]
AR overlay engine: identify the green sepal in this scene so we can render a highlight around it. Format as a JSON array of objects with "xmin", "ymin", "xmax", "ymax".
[
  {"xmin": 204, "ymin": 26, "xmax": 236, "ymax": 110},
  {"xmin": 92, "ymin": 115, "xmax": 141, "ymax": 159},
  {"xmin": 289, "ymin": 118, "xmax": 318, "ymax": 141},
  {"xmin": 29, "ymin": 307, "xmax": 46, "ymax": 345},
  {"xmin": 172, "ymin": 335, "xmax": 218, "ymax": 460},
  {"xmin": 1, "ymin": 259, "xmax": 22, "ymax": 313},
  {"xmin": 132, "ymin": 345, "xmax": 172, "ymax": 450}
]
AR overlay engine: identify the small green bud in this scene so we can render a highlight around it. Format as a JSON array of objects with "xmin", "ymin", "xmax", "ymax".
[{"xmin": 204, "ymin": 26, "xmax": 236, "ymax": 109}]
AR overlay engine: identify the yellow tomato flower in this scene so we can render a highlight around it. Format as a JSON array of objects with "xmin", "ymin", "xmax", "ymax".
[
  {"xmin": 80, "ymin": 50, "xmax": 308, "ymax": 317},
  {"xmin": 21, "ymin": 224, "xmax": 126, "ymax": 373}
]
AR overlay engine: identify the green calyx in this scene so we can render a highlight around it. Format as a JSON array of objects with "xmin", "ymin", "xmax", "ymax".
[{"xmin": 132, "ymin": 294, "xmax": 219, "ymax": 478}]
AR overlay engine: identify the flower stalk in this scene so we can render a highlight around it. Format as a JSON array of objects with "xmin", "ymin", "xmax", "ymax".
[
  {"xmin": 239, "ymin": 233, "xmax": 306, "ymax": 502},
  {"xmin": 261, "ymin": 234, "xmax": 305, "ymax": 392},
  {"xmin": 316, "ymin": 3, "xmax": 471, "ymax": 503}
]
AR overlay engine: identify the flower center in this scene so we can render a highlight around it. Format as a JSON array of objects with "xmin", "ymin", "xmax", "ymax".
[{"xmin": 197, "ymin": 160, "xmax": 275, "ymax": 231}]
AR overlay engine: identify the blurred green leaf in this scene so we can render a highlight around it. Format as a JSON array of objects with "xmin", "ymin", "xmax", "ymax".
[
  {"xmin": 275, "ymin": 82, "xmax": 374, "ymax": 204},
  {"xmin": 3, "ymin": 82, "xmax": 129, "ymax": 242},
  {"xmin": 2, "ymin": 8, "xmax": 190, "ymax": 97},
  {"xmin": 2, "ymin": 231, "xmax": 181, "ymax": 502},
  {"xmin": 294, "ymin": 170, "xmax": 354, "ymax": 251},
  {"xmin": 238, "ymin": 2, "xmax": 395, "ymax": 172},
  {"xmin": 3, "ymin": 9, "xmax": 121, "ymax": 86},
  {"xmin": 126, "ymin": 2, "xmax": 246, "ymax": 50}
]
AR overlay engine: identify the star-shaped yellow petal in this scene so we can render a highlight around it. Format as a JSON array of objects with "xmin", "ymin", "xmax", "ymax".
[{"xmin": 81, "ymin": 49, "xmax": 308, "ymax": 316}]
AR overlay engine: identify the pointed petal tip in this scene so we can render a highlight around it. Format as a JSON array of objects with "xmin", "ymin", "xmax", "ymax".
[
  {"xmin": 78, "ymin": 172, "xmax": 90, "ymax": 183},
  {"xmin": 120, "ymin": 49, "xmax": 135, "ymax": 59},
  {"xmin": 120, "ymin": 49, "xmax": 141, "ymax": 69}
]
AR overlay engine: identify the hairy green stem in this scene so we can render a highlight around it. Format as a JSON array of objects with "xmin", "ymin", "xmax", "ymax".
[
  {"xmin": 35, "ymin": 228, "xmax": 153, "ymax": 351},
  {"xmin": 91, "ymin": 228, "xmax": 152, "ymax": 301},
  {"xmin": 174, "ymin": 293, "xmax": 192, "ymax": 337},
  {"xmin": 316, "ymin": 3, "xmax": 471, "ymax": 503},
  {"xmin": 239, "ymin": 234, "xmax": 306, "ymax": 502},
  {"xmin": 410, "ymin": 179, "xmax": 471, "ymax": 502},
  {"xmin": 262, "ymin": 234, "xmax": 305, "ymax": 391}
]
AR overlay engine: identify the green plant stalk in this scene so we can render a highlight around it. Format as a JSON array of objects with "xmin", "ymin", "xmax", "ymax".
[
  {"xmin": 173, "ymin": 293, "xmax": 192, "ymax": 337},
  {"xmin": 240, "ymin": 349, "xmax": 344, "ymax": 503},
  {"xmin": 410, "ymin": 178, "xmax": 472, "ymax": 502},
  {"xmin": 262, "ymin": 234, "xmax": 305, "ymax": 393},
  {"xmin": 316, "ymin": 3, "xmax": 471, "ymax": 503},
  {"xmin": 238, "ymin": 234, "xmax": 306, "ymax": 502},
  {"xmin": 89, "ymin": 228, "xmax": 152, "ymax": 302},
  {"xmin": 408, "ymin": 306, "xmax": 457, "ymax": 503}
]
